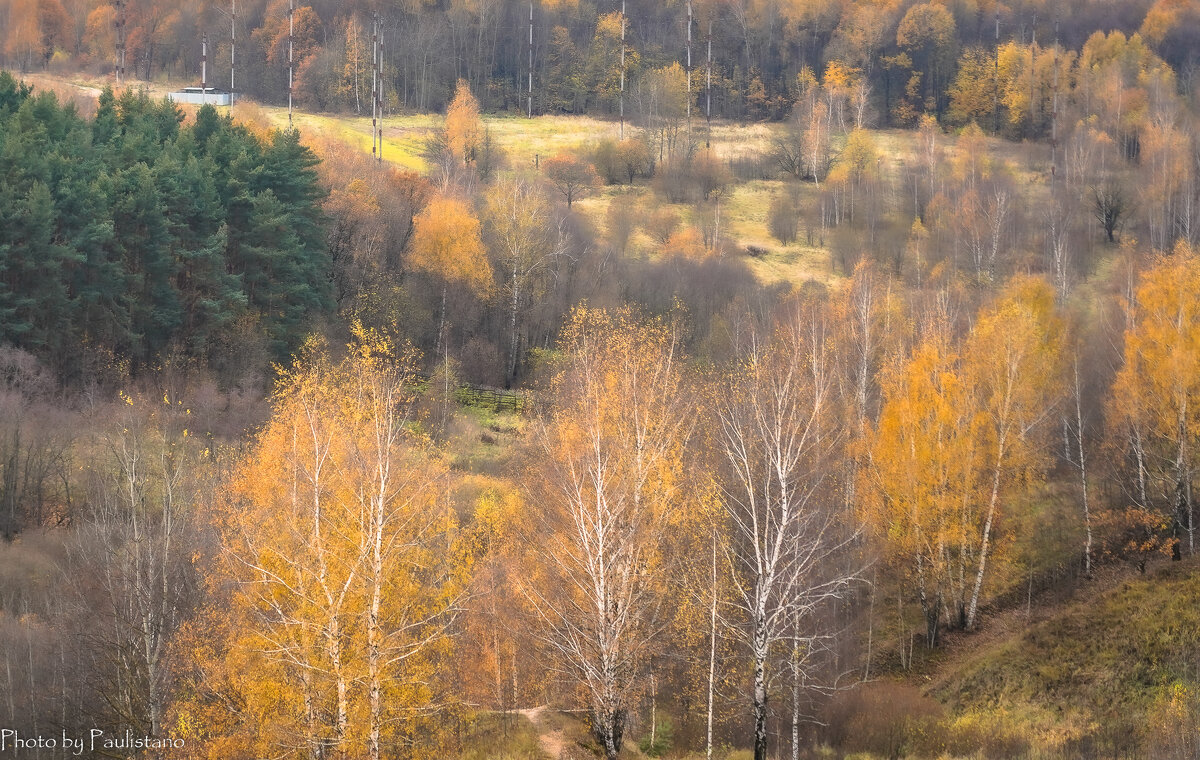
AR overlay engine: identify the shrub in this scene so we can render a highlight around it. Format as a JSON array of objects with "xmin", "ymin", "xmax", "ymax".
[
  {"xmin": 593, "ymin": 139, "xmax": 623, "ymax": 184},
  {"xmin": 692, "ymin": 151, "xmax": 730, "ymax": 199},
  {"xmin": 607, "ymin": 195, "xmax": 639, "ymax": 254},
  {"xmin": 1144, "ymin": 682, "xmax": 1200, "ymax": 760},
  {"xmin": 593, "ymin": 138, "xmax": 651, "ymax": 185},
  {"xmin": 945, "ymin": 709, "xmax": 1032, "ymax": 760},
  {"xmin": 768, "ymin": 189, "xmax": 800, "ymax": 244},
  {"xmin": 663, "ymin": 227, "xmax": 708, "ymax": 260},
  {"xmin": 645, "ymin": 206, "xmax": 681, "ymax": 244},
  {"xmin": 655, "ymin": 156, "xmax": 694, "ymax": 203},
  {"xmin": 822, "ymin": 681, "xmax": 945, "ymax": 760},
  {"xmin": 617, "ymin": 138, "xmax": 652, "ymax": 183},
  {"xmin": 1097, "ymin": 505, "xmax": 1177, "ymax": 572}
]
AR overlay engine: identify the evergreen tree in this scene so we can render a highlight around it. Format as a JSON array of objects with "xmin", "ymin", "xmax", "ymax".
[
  {"xmin": 154, "ymin": 147, "xmax": 245, "ymax": 356},
  {"xmin": 110, "ymin": 163, "xmax": 180, "ymax": 360}
]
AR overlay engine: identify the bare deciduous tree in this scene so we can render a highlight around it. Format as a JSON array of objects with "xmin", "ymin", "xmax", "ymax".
[{"xmin": 715, "ymin": 300, "xmax": 860, "ymax": 760}]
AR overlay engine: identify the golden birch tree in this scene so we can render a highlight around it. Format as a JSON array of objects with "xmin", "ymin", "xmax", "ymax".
[
  {"xmin": 522, "ymin": 307, "xmax": 694, "ymax": 760},
  {"xmin": 1110, "ymin": 243, "xmax": 1200, "ymax": 559},
  {"xmin": 186, "ymin": 329, "xmax": 465, "ymax": 759}
]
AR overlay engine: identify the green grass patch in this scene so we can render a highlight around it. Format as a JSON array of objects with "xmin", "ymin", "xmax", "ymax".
[
  {"xmin": 458, "ymin": 711, "xmax": 546, "ymax": 760},
  {"xmin": 930, "ymin": 559, "xmax": 1200, "ymax": 754}
]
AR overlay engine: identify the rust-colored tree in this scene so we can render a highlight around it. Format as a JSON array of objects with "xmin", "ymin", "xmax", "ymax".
[{"xmin": 543, "ymin": 152, "xmax": 601, "ymax": 209}]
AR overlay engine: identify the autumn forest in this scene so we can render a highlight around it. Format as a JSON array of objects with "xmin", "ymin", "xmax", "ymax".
[{"xmin": 3, "ymin": 0, "xmax": 1200, "ymax": 759}]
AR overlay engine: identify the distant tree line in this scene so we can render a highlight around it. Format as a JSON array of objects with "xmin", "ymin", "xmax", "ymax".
[{"xmin": 2, "ymin": 0, "xmax": 1194, "ymax": 126}]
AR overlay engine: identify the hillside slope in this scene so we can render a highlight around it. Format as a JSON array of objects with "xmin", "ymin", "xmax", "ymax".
[{"xmin": 924, "ymin": 558, "xmax": 1200, "ymax": 756}]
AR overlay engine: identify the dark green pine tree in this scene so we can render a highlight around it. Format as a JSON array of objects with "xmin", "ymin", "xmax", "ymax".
[
  {"xmin": 235, "ymin": 189, "xmax": 316, "ymax": 358},
  {"xmin": 110, "ymin": 163, "xmax": 181, "ymax": 361},
  {"xmin": 154, "ymin": 145, "xmax": 245, "ymax": 356},
  {"xmin": 0, "ymin": 71, "xmax": 31, "ymax": 116},
  {"xmin": 0, "ymin": 181, "xmax": 80, "ymax": 349},
  {"xmin": 91, "ymin": 87, "xmax": 119, "ymax": 146},
  {"xmin": 227, "ymin": 128, "xmax": 331, "ymax": 358},
  {"xmin": 0, "ymin": 86, "xmax": 88, "ymax": 357}
]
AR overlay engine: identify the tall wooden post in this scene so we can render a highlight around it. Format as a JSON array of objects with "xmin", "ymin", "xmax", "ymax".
[
  {"xmin": 372, "ymin": 14, "xmax": 378, "ymax": 159},
  {"xmin": 202, "ymin": 35, "xmax": 208, "ymax": 105},
  {"xmin": 528, "ymin": 1, "xmax": 534, "ymax": 118},
  {"xmin": 231, "ymin": 0, "xmax": 236, "ymax": 95},
  {"xmin": 686, "ymin": 0, "xmax": 692, "ymax": 138},
  {"xmin": 377, "ymin": 18, "xmax": 384, "ymax": 163},
  {"xmin": 114, "ymin": 0, "xmax": 126, "ymax": 83},
  {"xmin": 619, "ymin": 0, "xmax": 626, "ymax": 140},
  {"xmin": 287, "ymin": 0, "xmax": 294, "ymax": 128}
]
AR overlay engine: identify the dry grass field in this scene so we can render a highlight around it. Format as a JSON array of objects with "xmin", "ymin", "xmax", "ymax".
[{"xmin": 27, "ymin": 71, "xmax": 1055, "ymax": 291}]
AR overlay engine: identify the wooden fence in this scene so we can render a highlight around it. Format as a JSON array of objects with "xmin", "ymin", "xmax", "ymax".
[{"xmin": 411, "ymin": 374, "xmax": 528, "ymax": 413}]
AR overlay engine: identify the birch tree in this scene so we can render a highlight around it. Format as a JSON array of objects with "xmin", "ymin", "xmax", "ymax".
[
  {"xmin": 715, "ymin": 299, "xmax": 859, "ymax": 760},
  {"xmin": 74, "ymin": 392, "xmax": 204, "ymax": 739},
  {"xmin": 1110, "ymin": 242, "xmax": 1200, "ymax": 560},
  {"xmin": 963, "ymin": 276, "xmax": 1066, "ymax": 629},
  {"xmin": 484, "ymin": 176, "xmax": 563, "ymax": 386},
  {"xmin": 207, "ymin": 330, "xmax": 464, "ymax": 759},
  {"xmin": 523, "ymin": 307, "xmax": 693, "ymax": 760}
]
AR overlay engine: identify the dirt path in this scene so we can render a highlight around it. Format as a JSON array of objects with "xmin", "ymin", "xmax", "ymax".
[{"xmin": 517, "ymin": 706, "xmax": 567, "ymax": 760}]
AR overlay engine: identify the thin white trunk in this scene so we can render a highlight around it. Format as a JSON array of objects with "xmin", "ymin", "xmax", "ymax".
[
  {"xmin": 706, "ymin": 532, "xmax": 717, "ymax": 760},
  {"xmin": 1074, "ymin": 357, "xmax": 1093, "ymax": 576}
]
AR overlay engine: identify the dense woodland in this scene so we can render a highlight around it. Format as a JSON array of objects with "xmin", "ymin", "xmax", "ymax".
[
  {"xmin": 0, "ymin": 0, "xmax": 1197, "ymax": 123},
  {"xmin": 4, "ymin": 1, "xmax": 1200, "ymax": 760}
]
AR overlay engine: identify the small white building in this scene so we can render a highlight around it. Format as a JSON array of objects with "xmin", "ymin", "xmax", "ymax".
[{"xmin": 169, "ymin": 87, "xmax": 237, "ymax": 106}]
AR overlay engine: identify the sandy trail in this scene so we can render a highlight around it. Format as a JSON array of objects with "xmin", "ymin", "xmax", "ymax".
[{"xmin": 517, "ymin": 705, "xmax": 567, "ymax": 760}]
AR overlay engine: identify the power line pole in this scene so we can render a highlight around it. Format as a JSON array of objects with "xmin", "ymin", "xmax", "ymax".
[
  {"xmin": 619, "ymin": 0, "xmax": 626, "ymax": 140},
  {"xmin": 528, "ymin": 0, "xmax": 534, "ymax": 118},
  {"xmin": 686, "ymin": 0, "xmax": 693, "ymax": 140},
  {"xmin": 372, "ymin": 13, "xmax": 379, "ymax": 160},
  {"xmin": 202, "ymin": 34, "xmax": 209, "ymax": 105},
  {"xmin": 114, "ymin": 0, "xmax": 126, "ymax": 84},
  {"xmin": 231, "ymin": 0, "xmax": 236, "ymax": 96},
  {"xmin": 287, "ymin": 0, "xmax": 294, "ymax": 128},
  {"xmin": 377, "ymin": 17, "xmax": 384, "ymax": 163}
]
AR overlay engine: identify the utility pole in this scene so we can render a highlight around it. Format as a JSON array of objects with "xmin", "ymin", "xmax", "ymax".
[
  {"xmin": 231, "ymin": 0, "xmax": 236, "ymax": 95},
  {"xmin": 528, "ymin": 1, "xmax": 534, "ymax": 118},
  {"xmin": 114, "ymin": 0, "xmax": 126, "ymax": 83},
  {"xmin": 202, "ymin": 34, "xmax": 208, "ymax": 105},
  {"xmin": 992, "ymin": 9, "xmax": 999, "ymax": 135},
  {"xmin": 287, "ymin": 0, "xmax": 294, "ymax": 128},
  {"xmin": 372, "ymin": 13, "xmax": 379, "ymax": 160},
  {"xmin": 369, "ymin": 13, "xmax": 374, "ymax": 159},
  {"xmin": 377, "ymin": 17, "xmax": 384, "ymax": 163},
  {"xmin": 619, "ymin": 0, "xmax": 626, "ymax": 140},
  {"xmin": 706, "ymin": 19, "xmax": 712, "ymax": 148},
  {"xmin": 686, "ymin": 0, "xmax": 693, "ymax": 139}
]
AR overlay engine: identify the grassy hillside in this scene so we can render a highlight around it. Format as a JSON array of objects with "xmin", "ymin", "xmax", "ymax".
[{"xmin": 920, "ymin": 559, "xmax": 1200, "ymax": 757}]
